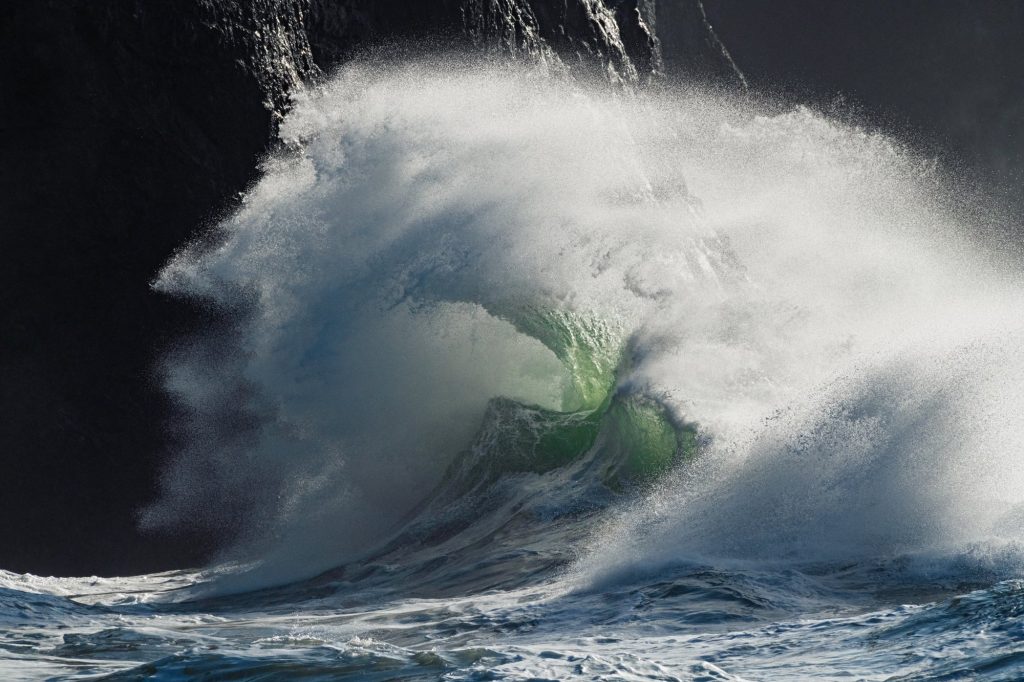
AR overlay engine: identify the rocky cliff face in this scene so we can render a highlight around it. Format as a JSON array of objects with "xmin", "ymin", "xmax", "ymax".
[
  {"xmin": 0, "ymin": 0, "xmax": 739, "ymax": 576},
  {"xmin": 305, "ymin": 0, "xmax": 742, "ymax": 85},
  {"xmin": 0, "ymin": 0, "xmax": 319, "ymax": 576}
]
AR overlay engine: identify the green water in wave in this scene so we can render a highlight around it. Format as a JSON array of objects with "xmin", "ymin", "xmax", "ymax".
[
  {"xmin": 602, "ymin": 394, "xmax": 691, "ymax": 487},
  {"xmin": 447, "ymin": 306, "xmax": 697, "ymax": 489},
  {"xmin": 501, "ymin": 305, "xmax": 621, "ymax": 412}
]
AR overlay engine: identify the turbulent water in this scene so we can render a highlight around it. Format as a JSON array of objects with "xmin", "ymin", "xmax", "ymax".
[{"xmin": 6, "ymin": 59, "xmax": 1024, "ymax": 680}]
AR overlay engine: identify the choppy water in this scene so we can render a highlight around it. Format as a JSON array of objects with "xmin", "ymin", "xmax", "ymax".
[
  {"xmin": 5, "ymin": 59, "xmax": 1024, "ymax": 680},
  {"xmin": 5, "ymin": 560, "xmax": 1024, "ymax": 679}
]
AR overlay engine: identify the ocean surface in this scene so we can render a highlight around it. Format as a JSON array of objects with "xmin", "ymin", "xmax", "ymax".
[{"xmin": 4, "ymin": 60, "xmax": 1024, "ymax": 680}]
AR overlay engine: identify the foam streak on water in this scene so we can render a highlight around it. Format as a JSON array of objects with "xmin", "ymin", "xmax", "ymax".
[{"xmin": 5, "ymin": 59, "xmax": 1024, "ymax": 679}]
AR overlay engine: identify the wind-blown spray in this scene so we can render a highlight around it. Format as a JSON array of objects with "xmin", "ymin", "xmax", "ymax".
[{"xmin": 145, "ymin": 59, "xmax": 1024, "ymax": 591}]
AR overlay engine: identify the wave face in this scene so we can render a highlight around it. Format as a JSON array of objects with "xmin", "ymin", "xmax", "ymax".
[{"xmin": 6, "ymin": 58, "xmax": 1024, "ymax": 680}]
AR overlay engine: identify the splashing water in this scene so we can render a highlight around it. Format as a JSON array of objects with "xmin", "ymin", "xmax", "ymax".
[
  {"xmin": 6, "ymin": 57, "xmax": 1024, "ymax": 681},
  {"xmin": 141, "ymin": 59, "xmax": 1024, "ymax": 594}
]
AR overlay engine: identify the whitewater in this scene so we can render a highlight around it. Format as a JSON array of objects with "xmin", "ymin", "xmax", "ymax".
[{"xmin": 5, "ymin": 59, "xmax": 1024, "ymax": 680}]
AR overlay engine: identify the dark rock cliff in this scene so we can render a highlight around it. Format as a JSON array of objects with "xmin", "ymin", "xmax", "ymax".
[
  {"xmin": 0, "ymin": 0, "xmax": 319, "ymax": 576},
  {"xmin": 0, "ymin": 0, "xmax": 737, "ymax": 575},
  {"xmin": 305, "ymin": 0, "xmax": 742, "ymax": 84}
]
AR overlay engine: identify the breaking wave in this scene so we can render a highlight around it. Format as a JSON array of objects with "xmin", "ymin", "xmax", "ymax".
[{"xmin": 145, "ymin": 58, "xmax": 1024, "ymax": 593}]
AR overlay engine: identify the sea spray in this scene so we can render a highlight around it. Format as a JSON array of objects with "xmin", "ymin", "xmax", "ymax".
[
  {"xmin": 146, "ymin": 58, "xmax": 1024, "ymax": 591},
  {"xmin": 5, "ymin": 56, "xmax": 1024, "ymax": 682}
]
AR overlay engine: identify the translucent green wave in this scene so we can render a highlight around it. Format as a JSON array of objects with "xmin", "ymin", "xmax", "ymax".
[{"xmin": 442, "ymin": 305, "xmax": 698, "ymax": 493}]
